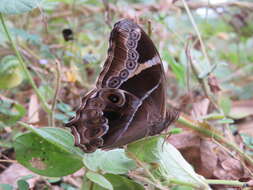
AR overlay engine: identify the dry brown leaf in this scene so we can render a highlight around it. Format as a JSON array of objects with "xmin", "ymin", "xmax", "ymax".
[
  {"xmin": 199, "ymin": 139, "xmax": 218, "ymax": 178},
  {"xmin": 238, "ymin": 120, "xmax": 253, "ymax": 136},
  {"xmin": 167, "ymin": 131, "xmax": 200, "ymax": 149},
  {"xmin": 191, "ymin": 98, "xmax": 210, "ymax": 121},
  {"xmin": 27, "ymin": 94, "xmax": 40, "ymax": 124},
  {"xmin": 0, "ymin": 163, "xmax": 39, "ymax": 188},
  {"xmin": 229, "ymin": 99, "xmax": 253, "ymax": 119},
  {"xmin": 221, "ymin": 158, "xmax": 244, "ymax": 179}
]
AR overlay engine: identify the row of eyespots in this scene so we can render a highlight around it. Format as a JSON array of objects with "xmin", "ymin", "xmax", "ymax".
[
  {"xmin": 108, "ymin": 28, "xmax": 141, "ymax": 88},
  {"xmin": 78, "ymin": 97, "xmax": 109, "ymax": 151}
]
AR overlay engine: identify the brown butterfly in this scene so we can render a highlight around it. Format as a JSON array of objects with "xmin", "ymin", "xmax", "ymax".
[{"xmin": 66, "ymin": 19, "xmax": 179, "ymax": 153}]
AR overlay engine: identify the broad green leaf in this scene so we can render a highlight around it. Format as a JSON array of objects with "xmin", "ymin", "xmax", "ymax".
[
  {"xmin": 172, "ymin": 186, "xmax": 194, "ymax": 190},
  {"xmin": 163, "ymin": 50, "xmax": 185, "ymax": 86},
  {"xmin": 17, "ymin": 180, "xmax": 29, "ymax": 190},
  {"xmin": 56, "ymin": 102, "xmax": 75, "ymax": 117},
  {"xmin": 127, "ymin": 137, "xmax": 210, "ymax": 190},
  {"xmin": 127, "ymin": 136, "xmax": 162, "ymax": 163},
  {"xmin": 0, "ymin": 55, "xmax": 23, "ymax": 89},
  {"xmin": 54, "ymin": 113, "xmax": 71, "ymax": 123},
  {"xmin": 0, "ymin": 184, "xmax": 13, "ymax": 190},
  {"xmin": 10, "ymin": 28, "xmax": 42, "ymax": 45},
  {"xmin": 14, "ymin": 126, "xmax": 83, "ymax": 177},
  {"xmin": 83, "ymin": 149, "xmax": 136, "ymax": 174},
  {"xmin": 38, "ymin": 84, "xmax": 54, "ymax": 101},
  {"xmin": 0, "ymin": 0, "xmax": 43, "ymax": 14},
  {"xmin": 104, "ymin": 174, "xmax": 145, "ymax": 190},
  {"xmin": 60, "ymin": 183, "xmax": 78, "ymax": 190},
  {"xmin": 0, "ymin": 99, "xmax": 26, "ymax": 125},
  {"xmin": 241, "ymin": 134, "xmax": 253, "ymax": 149},
  {"xmin": 86, "ymin": 172, "xmax": 113, "ymax": 190},
  {"xmin": 219, "ymin": 96, "xmax": 232, "ymax": 115}
]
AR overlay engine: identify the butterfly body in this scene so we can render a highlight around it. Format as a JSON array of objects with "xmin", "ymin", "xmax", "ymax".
[{"xmin": 66, "ymin": 19, "xmax": 178, "ymax": 153}]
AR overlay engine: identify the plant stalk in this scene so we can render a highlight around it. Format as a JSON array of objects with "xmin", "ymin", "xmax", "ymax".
[{"xmin": 0, "ymin": 13, "xmax": 51, "ymax": 114}]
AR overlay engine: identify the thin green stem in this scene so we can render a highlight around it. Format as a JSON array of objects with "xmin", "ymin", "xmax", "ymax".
[
  {"xmin": 206, "ymin": 179, "xmax": 245, "ymax": 187},
  {"xmin": 49, "ymin": 59, "xmax": 61, "ymax": 127},
  {"xmin": 0, "ymin": 13, "xmax": 51, "ymax": 114},
  {"xmin": 177, "ymin": 115, "xmax": 253, "ymax": 166},
  {"xmin": 163, "ymin": 178, "xmax": 199, "ymax": 188}
]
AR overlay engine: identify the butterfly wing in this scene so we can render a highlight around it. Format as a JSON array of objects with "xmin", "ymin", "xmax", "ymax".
[
  {"xmin": 100, "ymin": 19, "xmax": 167, "ymax": 148},
  {"xmin": 67, "ymin": 19, "xmax": 174, "ymax": 152}
]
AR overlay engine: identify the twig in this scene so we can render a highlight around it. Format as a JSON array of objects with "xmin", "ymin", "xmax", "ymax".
[
  {"xmin": 0, "ymin": 13, "xmax": 51, "ymax": 114},
  {"xmin": 49, "ymin": 59, "xmax": 61, "ymax": 127},
  {"xmin": 0, "ymin": 159, "xmax": 17, "ymax": 163}
]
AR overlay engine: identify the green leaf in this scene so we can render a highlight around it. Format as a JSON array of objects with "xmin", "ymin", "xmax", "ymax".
[
  {"xmin": 127, "ymin": 136, "xmax": 162, "ymax": 163},
  {"xmin": 54, "ymin": 113, "xmax": 71, "ymax": 124},
  {"xmin": 172, "ymin": 186, "xmax": 194, "ymax": 190},
  {"xmin": 38, "ymin": 84, "xmax": 54, "ymax": 101},
  {"xmin": 57, "ymin": 102, "xmax": 73, "ymax": 113},
  {"xmin": 217, "ymin": 118, "xmax": 234, "ymax": 124},
  {"xmin": 10, "ymin": 28, "xmax": 42, "ymax": 45},
  {"xmin": 17, "ymin": 180, "xmax": 29, "ymax": 190},
  {"xmin": 60, "ymin": 183, "xmax": 78, "ymax": 190},
  {"xmin": 14, "ymin": 126, "xmax": 83, "ymax": 177},
  {"xmin": 163, "ymin": 50, "xmax": 185, "ymax": 85},
  {"xmin": 0, "ymin": 184, "xmax": 13, "ymax": 190},
  {"xmin": 241, "ymin": 134, "xmax": 253, "ymax": 149},
  {"xmin": 169, "ymin": 128, "xmax": 183, "ymax": 134},
  {"xmin": 127, "ymin": 137, "xmax": 210, "ymax": 189},
  {"xmin": 104, "ymin": 174, "xmax": 145, "ymax": 190},
  {"xmin": 86, "ymin": 172, "xmax": 113, "ymax": 190},
  {"xmin": 0, "ymin": 99, "xmax": 26, "ymax": 125},
  {"xmin": 0, "ymin": 0, "xmax": 43, "ymax": 14},
  {"xmin": 219, "ymin": 96, "xmax": 232, "ymax": 115},
  {"xmin": 83, "ymin": 149, "xmax": 136, "ymax": 174},
  {"xmin": 0, "ymin": 55, "xmax": 23, "ymax": 89}
]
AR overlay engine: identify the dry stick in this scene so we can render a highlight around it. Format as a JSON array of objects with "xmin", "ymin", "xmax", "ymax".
[
  {"xmin": 0, "ymin": 159, "xmax": 17, "ymax": 163},
  {"xmin": 49, "ymin": 59, "xmax": 61, "ymax": 127},
  {"xmin": 0, "ymin": 13, "xmax": 51, "ymax": 114},
  {"xmin": 177, "ymin": 115, "xmax": 253, "ymax": 167}
]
